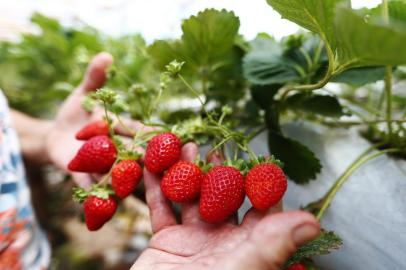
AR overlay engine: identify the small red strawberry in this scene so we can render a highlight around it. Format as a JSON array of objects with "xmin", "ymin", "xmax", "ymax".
[
  {"xmin": 144, "ymin": 132, "xmax": 182, "ymax": 174},
  {"xmin": 111, "ymin": 160, "xmax": 142, "ymax": 199},
  {"xmin": 68, "ymin": 135, "xmax": 117, "ymax": 174},
  {"xmin": 75, "ymin": 120, "xmax": 109, "ymax": 140},
  {"xmin": 199, "ymin": 165, "xmax": 245, "ymax": 223},
  {"xmin": 286, "ymin": 263, "xmax": 307, "ymax": 270},
  {"xmin": 83, "ymin": 195, "xmax": 117, "ymax": 231},
  {"xmin": 245, "ymin": 163, "xmax": 287, "ymax": 210},
  {"xmin": 161, "ymin": 160, "xmax": 203, "ymax": 203}
]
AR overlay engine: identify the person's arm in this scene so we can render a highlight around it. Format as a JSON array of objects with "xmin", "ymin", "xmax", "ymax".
[{"xmin": 10, "ymin": 109, "xmax": 53, "ymax": 164}]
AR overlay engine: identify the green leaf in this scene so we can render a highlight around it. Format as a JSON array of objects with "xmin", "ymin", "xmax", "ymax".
[
  {"xmin": 181, "ymin": 9, "xmax": 240, "ymax": 66},
  {"xmin": 250, "ymin": 84, "xmax": 281, "ymax": 110},
  {"xmin": 268, "ymin": 132, "xmax": 321, "ymax": 183},
  {"xmin": 147, "ymin": 9, "xmax": 245, "ymax": 104},
  {"xmin": 369, "ymin": 0, "xmax": 406, "ymax": 25},
  {"xmin": 286, "ymin": 93, "xmax": 344, "ymax": 117},
  {"xmin": 335, "ymin": 6, "xmax": 406, "ymax": 68},
  {"xmin": 243, "ymin": 38, "xmax": 301, "ymax": 85},
  {"xmin": 266, "ymin": 0, "xmax": 350, "ymax": 47},
  {"xmin": 286, "ymin": 231, "xmax": 343, "ymax": 267},
  {"xmin": 147, "ymin": 40, "xmax": 184, "ymax": 70},
  {"xmin": 331, "ymin": 66, "xmax": 386, "ymax": 85}
]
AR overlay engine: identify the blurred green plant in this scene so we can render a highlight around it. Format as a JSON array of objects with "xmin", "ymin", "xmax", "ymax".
[{"xmin": 0, "ymin": 13, "xmax": 151, "ymax": 117}]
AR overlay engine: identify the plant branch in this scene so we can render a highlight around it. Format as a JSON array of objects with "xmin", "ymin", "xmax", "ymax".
[
  {"xmin": 280, "ymin": 40, "xmax": 335, "ymax": 100},
  {"xmin": 316, "ymin": 148, "xmax": 399, "ymax": 221},
  {"xmin": 320, "ymin": 118, "xmax": 406, "ymax": 127},
  {"xmin": 178, "ymin": 74, "xmax": 214, "ymax": 122},
  {"xmin": 382, "ymin": 0, "xmax": 394, "ymax": 138}
]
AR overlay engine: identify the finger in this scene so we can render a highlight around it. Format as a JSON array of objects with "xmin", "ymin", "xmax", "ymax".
[
  {"xmin": 180, "ymin": 143, "xmax": 204, "ymax": 225},
  {"xmin": 241, "ymin": 201, "xmax": 283, "ymax": 229},
  {"xmin": 144, "ymin": 168, "xmax": 177, "ymax": 233},
  {"xmin": 56, "ymin": 52, "xmax": 113, "ymax": 124},
  {"xmin": 71, "ymin": 173, "xmax": 94, "ymax": 189},
  {"xmin": 230, "ymin": 211, "xmax": 320, "ymax": 270},
  {"xmin": 78, "ymin": 52, "xmax": 113, "ymax": 93},
  {"xmin": 208, "ymin": 151, "xmax": 223, "ymax": 166},
  {"xmin": 180, "ymin": 142, "xmax": 199, "ymax": 162}
]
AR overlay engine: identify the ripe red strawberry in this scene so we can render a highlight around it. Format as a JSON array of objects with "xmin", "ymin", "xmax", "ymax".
[
  {"xmin": 245, "ymin": 163, "xmax": 287, "ymax": 210},
  {"xmin": 76, "ymin": 120, "xmax": 109, "ymax": 140},
  {"xmin": 83, "ymin": 195, "xmax": 117, "ymax": 231},
  {"xmin": 111, "ymin": 160, "xmax": 142, "ymax": 199},
  {"xmin": 144, "ymin": 132, "xmax": 182, "ymax": 174},
  {"xmin": 199, "ymin": 166, "xmax": 245, "ymax": 223},
  {"xmin": 161, "ymin": 160, "xmax": 203, "ymax": 203},
  {"xmin": 286, "ymin": 263, "xmax": 307, "ymax": 270},
  {"xmin": 68, "ymin": 135, "xmax": 117, "ymax": 174}
]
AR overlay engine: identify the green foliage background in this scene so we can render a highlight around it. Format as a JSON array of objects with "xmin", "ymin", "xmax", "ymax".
[{"xmin": 1, "ymin": 4, "xmax": 405, "ymax": 185}]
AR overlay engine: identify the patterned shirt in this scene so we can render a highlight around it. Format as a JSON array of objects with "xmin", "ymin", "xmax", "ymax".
[{"xmin": 0, "ymin": 91, "xmax": 50, "ymax": 269}]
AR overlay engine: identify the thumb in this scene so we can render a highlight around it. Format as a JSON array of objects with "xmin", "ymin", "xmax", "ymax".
[
  {"xmin": 79, "ymin": 52, "xmax": 113, "ymax": 93},
  {"xmin": 230, "ymin": 211, "xmax": 320, "ymax": 270}
]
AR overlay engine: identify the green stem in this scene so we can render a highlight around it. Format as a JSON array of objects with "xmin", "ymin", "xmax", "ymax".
[
  {"xmin": 384, "ymin": 67, "xmax": 393, "ymax": 138},
  {"xmin": 246, "ymin": 126, "xmax": 267, "ymax": 142},
  {"xmin": 313, "ymin": 40, "xmax": 324, "ymax": 66},
  {"xmin": 116, "ymin": 114, "xmax": 135, "ymax": 135},
  {"xmin": 103, "ymin": 101, "xmax": 114, "ymax": 138},
  {"xmin": 382, "ymin": 0, "xmax": 394, "ymax": 139},
  {"xmin": 316, "ymin": 148, "xmax": 399, "ymax": 221},
  {"xmin": 98, "ymin": 159, "xmax": 120, "ymax": 186},
  {"xmin": 147, "ymin": 84, "xmax": 163, "ymax": 118},
  {"xmin": 178, "ymin": 74, "xmax": 213, "ymax": 122},
  {"xmin": 280, "ymin": 40, "xmax": 335, "ymax": 100},
  {"xmin": 320, "ymin": 118, "xmax": 406, "ymax": 127},
  {"xmin": 208, "ymin": 135, "xmax": 233, "ymax": 155}
]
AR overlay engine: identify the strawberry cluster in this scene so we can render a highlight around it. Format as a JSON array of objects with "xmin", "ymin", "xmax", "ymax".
[
  {"xmin": 68, "ymin": 116, "xmax": 288, "ymax": 230},
  {"xmin": 146, "ymin": 132, "xmax": 288, "ymax": 223},
  {"xmin": 69, "ymin": 121, "xmax": 143, "ymax": 231}
]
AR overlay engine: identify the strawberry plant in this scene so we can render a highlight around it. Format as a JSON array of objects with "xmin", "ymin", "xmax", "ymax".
[{"xmin": 1, "ymin": 1, "xmax": 406, "ymax": 268}]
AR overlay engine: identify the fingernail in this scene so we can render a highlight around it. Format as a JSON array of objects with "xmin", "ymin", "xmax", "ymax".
[{"xmin": 293, "ymin": 223, "xmax": 320, "ymax": 246}]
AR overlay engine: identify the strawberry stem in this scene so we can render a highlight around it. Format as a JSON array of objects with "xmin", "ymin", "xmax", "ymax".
[
  {"xmin": 98, "ymin": 158, "xmax": 120, "ymax": 186},
  {"xmin": 315, "ymin": 147, "xmax": 400, "ymax": 221},
  {"xmin": 178, "ymin": 74, "xmax": 214, "ymax": 122},
  {"xmin": 103, "ymin": 100, "xmax": 115, "ymax": 138},
  {"xmin": 116, "ymin": 114, "xmax": 136, "ymax": 136}
]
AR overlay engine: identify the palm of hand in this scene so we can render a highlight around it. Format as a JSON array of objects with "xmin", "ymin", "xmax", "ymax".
[{"xmin": 136, "ymin": 221, "xmax": 247, "ymax": 269}]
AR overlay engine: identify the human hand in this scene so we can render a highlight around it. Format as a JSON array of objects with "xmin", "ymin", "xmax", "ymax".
[
  {"xmin": 45, "ymin": 52, "xmax": 114, "ymax": 188},
  {"xmin": 132, "ymin": 143, "xmax": 320, "ymax": 270}
]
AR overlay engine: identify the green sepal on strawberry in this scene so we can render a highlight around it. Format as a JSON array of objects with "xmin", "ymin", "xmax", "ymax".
[
  {"xmin": 248, "ymin": 155, "xmax": 284, "ymax": 169},
  {"xmin": 144, "ymin": 132, "xmax": 182, "ymax": 174},
  {"xmin": 161, "ymin": 160, "xmax": 203, "ymax": 203},
  {"xmin": 111, "ymin": 160, "xmax": 143, "ymax": 199},
  {"xmin": 199, "ymin": 165, "xmax": 245, "ymax": 223},
  {"xmin": 117, "ymin": 149, "xmax": 142, "ymax": 161},
  {"xmin": 68, "ymin": 135, "xmax": 117, "ymax": 174},
  {"xmin": 223, "ymin": 159, "xmax": 250, "ymax": 174}
]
